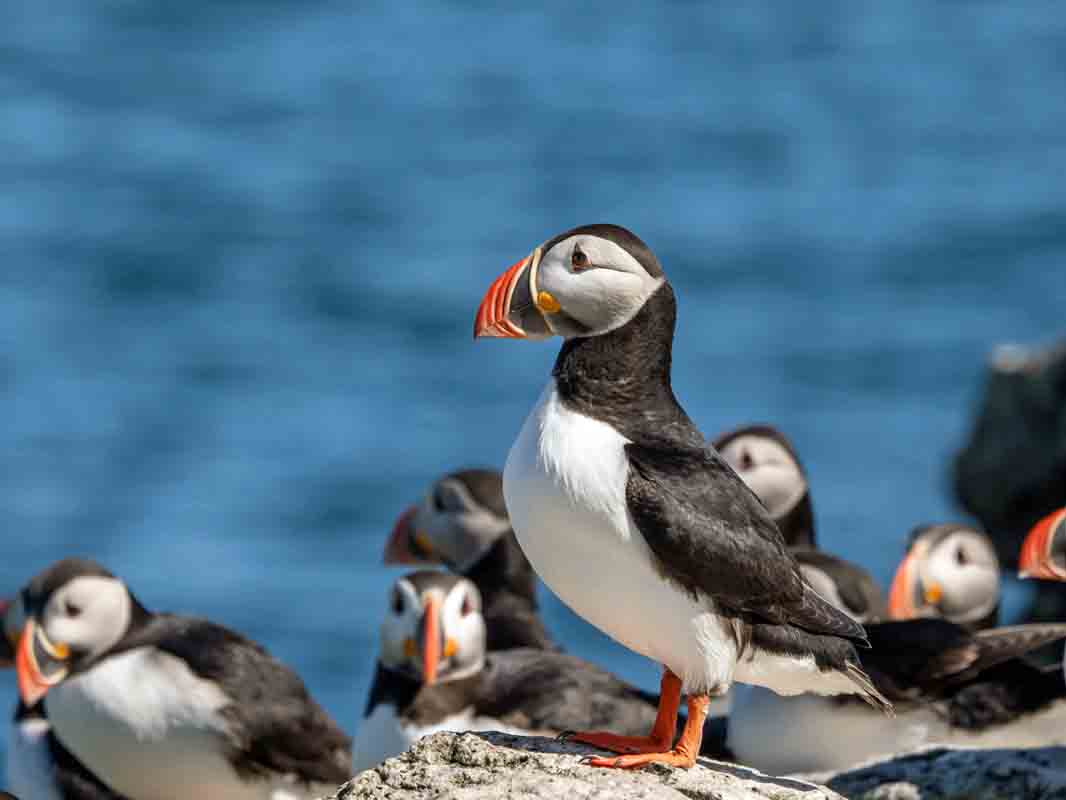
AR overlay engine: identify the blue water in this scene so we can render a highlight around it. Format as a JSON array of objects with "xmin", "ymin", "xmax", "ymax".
[{"xmin": 2, "ymin": 0, "xmax": 1065, "ymax": 781}]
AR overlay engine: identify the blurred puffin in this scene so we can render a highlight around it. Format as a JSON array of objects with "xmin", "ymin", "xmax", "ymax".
[
  {"xmin": 353, "ymin": 571, "xmax": 732, "ymax": 771},
  {"xmin": 7, "ymin": 558, "xmax": 352, "ymax": 800},
  {"xmin": 383, "ymin": 468, "xmax": 554, "ymax": 651},
  {"xmin": 887, "ymin": 523, "xmax": 1000, "ymax": 630},
  {"xmin": 1018, "ymin": 506, "xmax": 1066, "ymax": 583},
  {"xmin": 474, "ymin": 223, "xmax": 889, "ymax": 769},
  {"xmin": 1, "ymin": 598, "xmax": 126, "ymax": 800},
  {"xmin": 712, "ymin": 424, "xmax": 886, "ymax": 623}
]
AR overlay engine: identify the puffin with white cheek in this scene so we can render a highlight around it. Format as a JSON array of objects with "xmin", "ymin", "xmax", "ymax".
[
  {"xmin": 383, "ymin": 468, "xmax": 555, "ymax": 652},
  {"xmin": 354, "ymin": 571, "xmax": 730, "ymax": 772},
  {"xmin": 0, "ymin": 596, "xmax": 128, "ymax": 800},
  {"xmin": 10, "ymin": 558, "xmax": 352, "ymax": 800},
  {"xmin": 712, "ymin": 424, "xmax": 886, "ymax": 623},
  {"xmin": 474, "ymin": 223, "xmax": 890, "ymax": 769},
  {"xmin": 888, "ymin": 523, "xmax": 1001, "ymax": 630}
]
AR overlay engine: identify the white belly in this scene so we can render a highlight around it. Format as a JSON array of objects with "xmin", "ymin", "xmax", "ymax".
[
  {"xmin": 7, "ymin": 714, "xmax": 63, "ymax": 800},
  {"xmin": 45, "ymin": 648, "xmax": 322, "ymax": 800},
  {"xmin": 503, "ymin": 382, "xmax": 737, "ymax": 693},
  {"xmin": 729, "ymin": 685, "xmax": 939, "ymax": 774}
]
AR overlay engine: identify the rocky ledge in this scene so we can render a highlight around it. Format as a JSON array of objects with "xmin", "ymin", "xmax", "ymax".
[{"xmin": 324, "ymin": 732, "xmax": 1066, "ymax": 800}]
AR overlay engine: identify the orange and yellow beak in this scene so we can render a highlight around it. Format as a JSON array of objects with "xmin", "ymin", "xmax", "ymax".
[
  {"xmin": 1019, "ymin": 507, "xmax": 1066, "ymax": 580},
  {"xmin": 402, "ymin": 594, "xmax": 460, "ymax": 687},
  {"xmin": 473, "ymin": 248, "xmax": 554, "ymax": 340},
  {"xmin": 383, "ymin": 506, "xmax": 425, "ymax": 565},
  {"xmin": 15, "ymin": 620, "xmax": 70, "ymax": 706},
  {"xmin": 887, "ymin": 542, "xmax": 942, "ymax": 620}
]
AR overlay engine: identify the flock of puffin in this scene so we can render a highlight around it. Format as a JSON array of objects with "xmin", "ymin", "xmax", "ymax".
[{"xmin": 3, "ymin": 224, "xmax": 1066, "ymax": 799}]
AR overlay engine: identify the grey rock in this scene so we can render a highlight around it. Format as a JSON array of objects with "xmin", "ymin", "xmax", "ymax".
[
  {"xmin": 324, "ymin": 730, "xmax": 841, "ymax": 799},
  {"xmin": 952, "ymin": 338, "xmax": 1066, "ymax": 568},
  {"xmin": 821, "ymin": 745, "xmax": 1066, "ymax": 800}
]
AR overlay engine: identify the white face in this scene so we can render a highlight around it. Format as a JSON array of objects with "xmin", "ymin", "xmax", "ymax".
[
  {"xmin": 410, "ymin": 477, "xmax": 511, "ymax": 572},
  {"xmin": 379, "ymin": 575, "xmax": 486, "ymax": 684},
  {"xmin": 535, "ymin": 234, "xmax": 664, "ymax": 338},
  {"xmin": 38, "ymin": 576, "xmax": 132, "ymax": 666},
  {"xmin": 717, "ymin": 434, "xmax": 807, "ymax": 519},
  {"xmin": 920, "ymin": 530, "xmax": 1000, "ymax": 624}
]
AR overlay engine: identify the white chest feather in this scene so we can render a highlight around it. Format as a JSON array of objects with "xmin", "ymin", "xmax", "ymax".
[
  {"xmin": 503, "ymin": 381, "xmax": 736, "ymax": 692},
  {"xmin": 45, "ymin": 648, "xmax": 320, "ymax": 800},
  {"xmin": 7, "ymin": 715, "xmax": 63, "ymax": 800}
]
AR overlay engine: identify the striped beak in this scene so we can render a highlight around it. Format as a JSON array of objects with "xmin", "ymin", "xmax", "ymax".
[
  {"xmin": 887, "ymin": 540, "xmax": 941, "ymax": 620},
  {"xmin": 473, "ymin": 248, "xmax": 553, "ymax": 340},
  {"xmin": 383, "ymin": 506, "xmax": 423, "ymax": 565},
  {"xmin": 1019, "ymin": 508, "xmax": 1066, "ymax": 580},
  {"xmin": 419, "ymin": 594, "xmax": 442, "ymax": 686},
  {"xmin": 16, "ymin": 620, "xmax": 70, "ymax": 706}
]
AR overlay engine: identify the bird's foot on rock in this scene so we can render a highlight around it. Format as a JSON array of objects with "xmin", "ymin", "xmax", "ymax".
[
  {"xmin": 563, "ymin": 730, "xmax": 673, "ymax": 755},
  {"xmin": 582, "ymin": 747, "xmax": 697, "ymax": 770}
]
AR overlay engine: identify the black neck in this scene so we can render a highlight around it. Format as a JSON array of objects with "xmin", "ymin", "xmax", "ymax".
[
  {"xmin": 464, "ymin": 531, "xmax": 537, "ymax": 611},
  {"xmin": 552, "ymin": 283, "xmax": 699, "ymax": 446}
]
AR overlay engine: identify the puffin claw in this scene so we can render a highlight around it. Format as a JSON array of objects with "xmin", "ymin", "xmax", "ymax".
[{"xmin": 557, "ymin": 730, "xmax": 575, "ymax": 742}]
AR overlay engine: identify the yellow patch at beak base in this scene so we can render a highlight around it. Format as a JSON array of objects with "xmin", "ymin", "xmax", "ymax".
[
  {"xmin": 443, "ymin": 638, "xmax": 458, "ymax": 659},
  {"xmin": 535, "ymin": 291, "xmax": 560, "ymax": 314},
  {"xmin": 923, "ymin": 582, "xmax": 943, "ymax": 605},
  {"xmin": 403, "ymin": 638, "xmax": 416, "ymax": 659}
]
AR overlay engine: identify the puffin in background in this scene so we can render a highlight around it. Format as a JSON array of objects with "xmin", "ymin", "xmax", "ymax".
[
  {"xmin": 1018, "ymin": 506, "xmax": 1066, "ymax": 582},
  {"xmin": 7, "ymin": 558, "xmax": 351, "ymax": 800},
  {"xmin": 1, "ymin": 598, "xmax": 126, "ymax": 800},
  {"xmin": 712, "ymin": 424, "xmax": 886, "ymax": 623},
  {"xmin": 383, "ymin": 468, "xmax": 555, "ymax": 651},
  {"xmin": 353, "ymin": 571, "xmax": 729, "ymax": 772},
  {"xmin": 474, "ymin": 223, "xmax": 889, "ymax": 769},
  {"xmin": 887, "ymin": 524, "xmax": 1000, "ymax": 629}
]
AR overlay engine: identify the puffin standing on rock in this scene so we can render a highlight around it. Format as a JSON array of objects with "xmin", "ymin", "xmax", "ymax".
[
  {"xmin": 383, "ymin": 468, "xmax": 555, "ymax": 651},
  {"xmin": 473, "ymin": 223, "xmax": 891, "ymax": 769},
  {"xmin": 6, "ymin": 558, "xmax": 352, "ymax": 800}
]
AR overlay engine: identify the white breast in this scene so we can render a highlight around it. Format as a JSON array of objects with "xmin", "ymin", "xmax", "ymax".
[
  {"xmin": 7, "ymin": 714, "xmax": 63, "ymax": 800},
  {"xmin": 45, "ymin": 648, "xmax": 327, "ymax": 800},
  {"xmin": 503, "ymin": 381, "xmax": 737, "ymax": 693}
]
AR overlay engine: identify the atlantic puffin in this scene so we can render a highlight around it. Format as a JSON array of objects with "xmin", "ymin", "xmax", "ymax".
[
  {"xmin": 711, "ymin": 425, "xmax": 816, "ymax": 550},
  {"xmin": 382, "ymin": 468, "xmax": 555, "ymax": 651},
  {"xmin": 729, "ymin": 616, "xmax": 1066, "ymax": 773},
  {"xmin": 353, "ymin": 571, "xmax": 729, "ymax": 771},
  {"xmin": 1, "ymin": 597, "xmax": 127, "ymax": 800},
  {"xmin": 474, "ymin": 224, "xmax": 889, "ymax": 769},
  {"xmin": 7, "ymin": 558, "xmax": 352, "ymax": 800},
  {"xmin": 712, "ymin": 424, "xmax": 885, "ymax": 622},
  {"xmin": 888, "ymin": 524, "xmax": 1000, "ymax": 630}
]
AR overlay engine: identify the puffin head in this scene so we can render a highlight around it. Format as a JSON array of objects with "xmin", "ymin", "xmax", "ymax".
[
  {"xmin": 473, "ymin": 224, "xmax": 665, "ymax": 341},
  {"xmin": 712, "ymin": 424, "xmax": 815, "ymax": 548},
  {"xmin": 1018, "ymin": 507, "xmax": 1066, "ymax": 581},
  {"xmin": 11, "ymin": 558, "xmax": 148, "ymax": 705},
  {"xmin": 383, "ymin": 469, "xmax": 512, "ymax": 573},
  {"xmin": 378, "ymin": 571, "xmax": 485, "ymax": 686},
  {"xmin": 887, "ymin": 524, "xmax": 1000, "ymax": 629}
]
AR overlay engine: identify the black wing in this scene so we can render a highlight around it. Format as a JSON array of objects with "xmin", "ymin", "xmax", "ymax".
[
  {"xmin": 625, "ymin": 442, "xmax": 867, "ymax": 644},
  {"xmin": 147, "ymin": 616, "xmax": 352, "ymax": 786}
]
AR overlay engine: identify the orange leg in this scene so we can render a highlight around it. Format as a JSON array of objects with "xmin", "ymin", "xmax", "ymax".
[
  {"xmin": 562, "ymin": 670, "xmax": 682, "ymax": 755},
  {"xmin": 585, "ymin": 693, "xmax": 710, "ymax": 770}
]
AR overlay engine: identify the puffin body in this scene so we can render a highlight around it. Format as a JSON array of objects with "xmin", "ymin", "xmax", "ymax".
[
  {"xmin": 6, "ymin": 559, "xmax": 351, "ymax": 800},
  {"xmin": 476, "ymin": 224, "xmax": 888, "ymax": 768},
  {"xmin": 383, "ymin": 468, "xmax": 554, "ymax": 652},
  {"xmin": 353, "ymin": 572, "xmax": 725, "ymax": 772}
]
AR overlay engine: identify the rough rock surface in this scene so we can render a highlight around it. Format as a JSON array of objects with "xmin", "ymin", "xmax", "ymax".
[
  {"xmin": 820, "ymin": 745, "xmax": 1066, "ymax": 800},
  {"xmin": 326, "ymin": 731, "xmax": 841, "ymax": 799},
  {"xmin": 953, "ymin": 338, "xmax": 1066, "ymax": 568}
]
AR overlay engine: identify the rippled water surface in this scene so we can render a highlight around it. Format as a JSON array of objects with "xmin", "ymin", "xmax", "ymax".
[{"xmin": 2, "ymin": 0, "xmax": 1065, "ymax": 779}]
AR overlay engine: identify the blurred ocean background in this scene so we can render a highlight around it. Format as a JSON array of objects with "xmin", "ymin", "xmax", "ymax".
[{"xmin": 2, "ymin": 0, "xmax": 1065, "ymax": 779}]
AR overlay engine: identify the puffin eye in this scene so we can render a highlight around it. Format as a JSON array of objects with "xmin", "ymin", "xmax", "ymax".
[
  {"xmin": 956, "ymin": 547, "xmax": 968, "ymax": 567},
  {"xmin": 461, "ymin": 594, "xmax": 474, "ymax": 617},
  {"xmin": 391, "ymin": 588, "xmax": 404, "ymax": 614},
  {"xmin": 571, "ymin": 247, "xmax": 590, "ymax": 270},
  {"xmin": 739, "ymin": 450, "xmax": 754, "ymax": 471},
  {"xmin": 64, "ymin": 600, "xmax": 82, "ymax": 618},
  {"xmin": 432, "ymin": 488, "xmax": 446, "ymax": 512}
]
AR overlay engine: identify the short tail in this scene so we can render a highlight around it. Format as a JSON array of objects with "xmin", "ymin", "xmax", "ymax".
[{"xmin": 846, "ymin": 661, "xmax": 894, "ymax": 716}]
